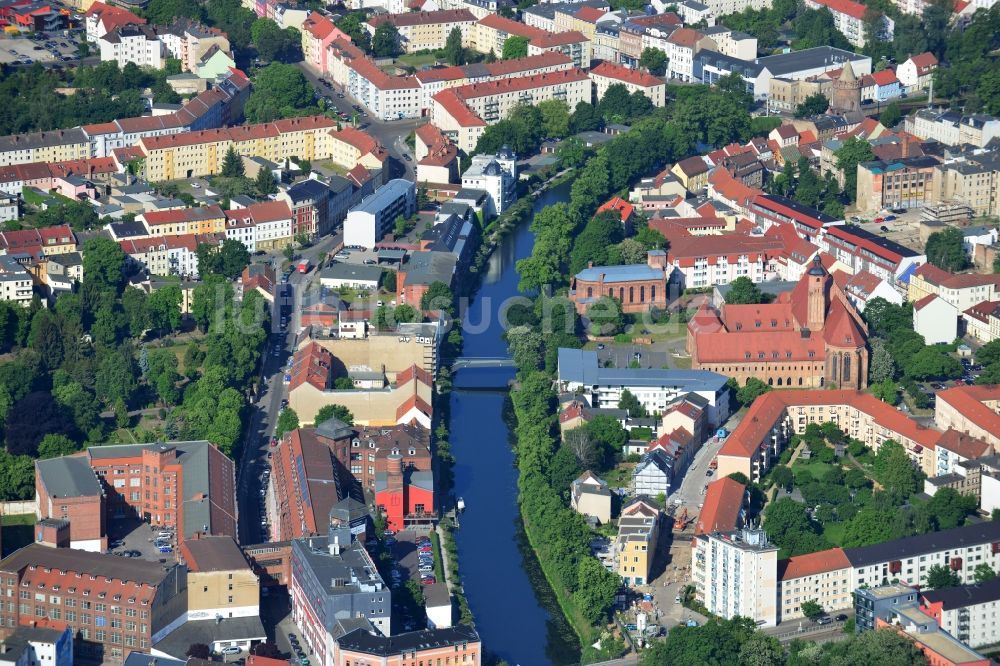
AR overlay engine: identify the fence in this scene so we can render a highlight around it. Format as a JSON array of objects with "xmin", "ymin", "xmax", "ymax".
[{"xmin": 0, "ymin": 501, "xmax": 35, "ymax": 516}]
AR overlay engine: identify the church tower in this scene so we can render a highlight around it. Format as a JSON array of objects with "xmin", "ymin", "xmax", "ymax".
[
  {"xmin": 807, "ymin": 256, "xmax": 827, "ymax": 331},
  {"xmin": 829, "ymin": 60, "xmax": 861, "ymax": 114}
]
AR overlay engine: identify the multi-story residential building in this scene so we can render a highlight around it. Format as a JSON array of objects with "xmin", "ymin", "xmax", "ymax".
[
  {"xmin": 906, "ymin": 109, "xmax": 1000, "ymax": 148},
  {"xmin": 896, "ymin": 52, "xmax": 937, "ymax": 91},
  {"xmin": 920, "ymin": 578, "xmax": 1000, "ymax": 649},
  {"xmin": 225, "ymin": 200, "xmax": 293, "ymax": 251},
  {"xmin": 935, "ymin": 384, "xmax": 1000, "ymax": 452},
  {"xmin": 326, "ymin": 39, "xmax": 422, "ymax": 121},
  {"xmin": 290, "ymin": 532, "xmax": 390, "ymax": 666},
  {"xmin": 869, "ymin": 593, "xmax": 990, "ymax": 666},
  {"xmin": 665, "ymin": 27, "xmax": 712, "ymax": 82},
  {"xmin": 908, "ymin": 264, "xmax": 1000, "ymax": 314},
  {"xmin": 820, "ymin": 223, "xmax": 925, "ymax": 282},
  {"xmin": 137, "ymin": 205, "xmax": 226, "ymax": 237},
  {"xmin": 99, "ymin": 24, "xmax": 164, "ymax": 69},
  {"xmin": 854, "ymin": 156, "xmax": 938, "ymax": 214},
  {"xmin": 557, "ymin": 347, "xmax": 731, "ymax": 426},
  {"xmin": 0, "ymin": 544, "xmax": 188, "ymax": 663},
  {"xmin": 590, "ymin": 61, "xmax": 666, "ymax": 107},
  {"xmin": 913, "ymin": 293, "xmax": 958, "ymax": 345},
  {"xmin": 700, "ymin": 25, "xmax": 756, "ymax": 59},
  {"xmin": 343, "ymin": 179, "xmax": 416, "ymax": 249},
  {"xmin": 333, "ymin": 626, "xmax": 481, "ymax": 665},
  {"xmin": 777, "ymin": 548, "xmax": 853, "ymax": 622},
  {"xmin": 662, "ymin": 232, "xmax": 784, "ymax": 289},
  {"xmin": 82, "ymin": 441, "xmax": 236, "ymax": 540},
  {"xmin": 615, "ymin": 499, "xmax": 660, "ymax": 587},
  {"xmin": 137, "ymin": 117, "xmax": 385, "ymax": 182},
  {"xmin": 694, "ymin": 477, "xmax": 746, "ymax": 535},
  {"xmin": 301, "ymin": 11, "xmax": 348, "ymax": 73},
  {"xmin": 279, "ymin": 179, "xmax": 332, "ymax": 239},
  {"xmin": 85, "ymin": 2, "xmax": 144, "ymax": 43},
  {"xmin": 931, "ymin": 151, "xmax": 1000, "ymax": 218},
  {"xmin": 366, "ymin": 9, "xmax": 476, "ymax": 53},
  {"xmin": 688, "ymin": 258, "xmax": 870, "ymax": 392},
  {"xmin": 570, "ymin": 471, "xmax": 612, "ymax": 524},
  {"xmin": 526, "ymin": 30, "xmax": 590, "ymax": 68},
  {"xmin": 119, "ymin": 233, "xmax": 221, "ymax": 279},
  {"xmin": 157, "ymin": 18, "xmax": 232, "ymax": 74},
  {"xmin": 0, "ymin": 255, "xmax": 34, "ymax": 306},
  {"xmin": 855, "ymin": 584, "xmax": 921, "ymax": 632},
  {"xmin": 692, "ymin": 528, "xmax": 779, "ymax": 626},
  {"xmin": 461, "ymin": 149, "xmax": 516, "ymax": 216},
  {"xmin": 431, "ymin": 68, "xmax": 591, "ymax": 153},
  {"xmin": 470, "ymin": 13, "xmax": 548, "ymax": 57},
  {"xmin": 0, "ymin": 622, "xmax": 73, "ymax": 666},
  {"xmin": 803, "ymin": 0, "xmax": 893, "ymax": 47},
  {"xmin": 180, "ymin": 536, "xmax": 259, "ymax": 622},
  {"xmin": 716, "ymin": 388, "xmax": 940, "ymax": 482}
]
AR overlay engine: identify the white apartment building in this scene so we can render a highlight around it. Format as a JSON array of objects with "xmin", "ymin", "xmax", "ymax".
[
  {"xmin": 905, "ymin": 109, "xmax": 1000, "ymax": 148},
  {"xmin": 0, "ymin": 255, "xmax": 32, "ymax": 306},
  {"xmin": 590, "ymin": 61, "xmax": 667, "ymax": 107},
  {"xmin": 343, "ymin": 179, "xmax": 416, "ymax": 249},
  {"xmin": 99, "ymin": 24, "xmax": 165, "ymax": 69},
  {"xmin": 461, "ymin": 149, "xmax": 517, "ymax": 216},
  {"xmin": 700, "ymin": 26, "xmax": 756, "ymax": 60},
  {"xmin": 803, "ymin": 0, "xmax": 893, "ymax": 48},
  {"xmin": 778, "ymin": 549, "xmax": 854, "ymax": 622},
  {"xmin": 692, "ymin": 529, "xmax": 779, "ymax": 627},
  {"xmin": 365, "ymin": 9, "xmax": 477, "ymax": 53},
  {"xmin": 921, "ymin": 578, "xmax": 1000, "ymax": 649}
]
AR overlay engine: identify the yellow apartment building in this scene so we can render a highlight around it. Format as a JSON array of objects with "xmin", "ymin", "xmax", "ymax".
[{"xmin": 180, "ymin": 536, "xmax": 260, "ymax": 621}]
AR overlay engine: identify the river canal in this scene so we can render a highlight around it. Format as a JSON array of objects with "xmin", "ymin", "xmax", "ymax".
[{"xmin": 448, "ymin": 182, "xmax": 580, "ymax": 666}]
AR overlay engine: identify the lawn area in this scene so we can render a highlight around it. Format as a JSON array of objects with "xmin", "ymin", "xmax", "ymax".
[
  {"xmin": 672, "ymin": 355, "xmax": 692, "ymax": 370},
  {"xmin": 21, "ymin": 188, "xmax": 46, "ymax": 206},
  {"xmin": 1, "ymin": 514, "xmax": 35, "ymax": 557},
  {"xmin": 791, "ymin": 459, "xmax": 835, "ymax": 484},
  {"xmin": 604, "ymin": 463, "xmax": 634, "ymax": 489},
  {"xmin": 316, "ymin": 160, "xmax": 348, "ymax": 176},
  {"xmin": 823, "ymin": 522, "xmax": 846, "ymax": 546},
  {"xmin": 396, "ymin": 52, "xmax": 439, "ymax": 69}
]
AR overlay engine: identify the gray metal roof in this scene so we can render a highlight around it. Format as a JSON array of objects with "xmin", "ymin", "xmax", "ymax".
[
  {"xmin": 558, "ymin": 348, "xmax": 729, "ymax": 393},
  {"xmin": 756, "ymin": 46, "xmax": 866, "ymax": 77},
  {"xmin": 152, "ymin": 616, "xmax": 266, "ymax": 659},
  {"xmin": 844, "ymin": 521, "xmax": 1000, "ymax": 568},
  {"xmin": 399, "ymin": 250, "xmax": 456, "ymax": 286},
  {"xmin": 36, "ymin": 457, "xmax": 102, "ymax": 498},
  {"xmin": 350, "ymin": 179, "xmax": 413, "ymax": 215},
  {"xmin": 320, "ymin": 263, "xmax": 383, "ymax": 283}
]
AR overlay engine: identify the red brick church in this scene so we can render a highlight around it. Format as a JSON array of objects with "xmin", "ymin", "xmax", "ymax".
[{"xmin": 687, "ymin": 256, "xmax": 869, "ymax": 390}]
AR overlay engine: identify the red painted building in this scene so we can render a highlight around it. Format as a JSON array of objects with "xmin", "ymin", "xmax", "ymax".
[{"xmin": 375, "ymin": 453, "xmax": 435, "ymax": 531}]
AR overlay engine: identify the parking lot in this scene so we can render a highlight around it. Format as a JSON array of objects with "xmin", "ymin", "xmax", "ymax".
[
  {"xmin": 106, "ymin": 517, "xmax": 178, "ymax": 563},
  {"xmin": 0, "ymin": 34, "xmax": 81, "ymax": 66}
]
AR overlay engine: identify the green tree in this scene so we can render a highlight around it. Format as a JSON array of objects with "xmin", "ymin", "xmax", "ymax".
[
  {"xmin": 764, "ymin": 497, "xmax": 828, "ymax": 556},
  {"xmin": 835, "ymin": 136, "xmax": 875, "ymax": 200},
  {"xmin": 870, "ymin": 378, "xmax": 898, "ymax": 404},
  {"xmin": 244, "ymin": 63, "xmax": 315, "ymax": 123},
  {"xmin": 148, "ymin": 284, "xmax": 183, "ymax": 333},
  {"xmin": 736, "ymin": 377, "xmax": 772, "ymax": 406},
  {"xmin": 537, "ymin": 99, "xmax": 571, "ymax": 139},
  {"xmin": 907, "ymin": 347, "xmax": 964, "ymax": 381},
  {"xmin": 83, "ymin": 237, "xmax": 127, "ymax": 293},
  {"xmin": 443, "ymin": 26, "xmax": 466, "ymax": 65},
  {"xmin": 420, "ymin": 281, "xmax": 454, "ymax": 315},
  {"xmin": 144, "ymin": 0, "xmax": 203, "ymax": 24},
  {"xmin": 255, "ymin": 167, "xmax": 278, "ymax": 195},
  {"xmin": 335, "ymin": 12, "xmax": 371, "ymax": 52},
  {"xmin": 794, "ymin": 92, "xmax": 830, "ymax": 118},
  {"xmin": 638, "ymin": 47, "xmax": 667, "ymax": 75},
  {"xmin": 569, "ymin": 211, "xmax": 625, "ymax": 274},
  {"xmin": 572, "ymin": 558, "xmax": 619, "ymax": 624},
  {"xmin": 842, "ymin": 506, "xmax": 901, "ymax": 548},
  {"xmin": 315, "ymin": 403, "xmax": 354, "ymax": 425},
  {"xmin": 618, "ymin": 389, "xmax": 647, "ymax": 418},
  {"xmin": 726, "ymin": 276, "xmax": 764, "ymax": 304},
  {"xmin": 372, "ymin": 23, "xmax": 401, "ymax": 57},
  {"xmin": 217, "ymin": 239, "xmax": 252, "ymax": 279},
  {"xmin": 973, "ymin": 562, "xmax": 997, "ymax": 583},
  {"xmin": 507, "ymin": 324, "xmax": 544, "ymax": 372},
  {"xmin": 925, "ymin": 227, "xmax": 970, "ymax": 272},
  {"xmin": 501, "ymin": 35, "xmax": 528, "ymax": 60},
  {"xmin": 800, "ymin": 599, "xmax": 825, "ymax": 620},
  {"xmin": 382, "ymin": 270, "xmax": 397, "ymax": 293},
  {"xmin": 37, "ymin": 434, "xmax": 79, "ymax": 459},
  {"xmin": 880, "ymin": 101, "xmax": 902, "ymax": 128},
  {"xmin": 570, "ymin": 101, "xmax": 603, "ymax": 133},
  {"xmin": 585, "ymin": 296, "xmax": 624, "ymax": 336},
  {"xmin": 873, "ymin": 440, "xmax": 921, "ymax": 499},
  {"xmin": 869, "ymin": 337, "xmax": 896, "ymax": 383},
  {"xmin": 926, "ymin": 564, "xmax": 962, "ymax": 589},
  {"xmin": 771, "ymin": 465, "xmax": 793, "ymax": 491},
  {"xmin": 275, "ymin": 407, "xmax": 299, "ymax": 437},
  {"xmin": 920, "ymin": 487, "xmax": 977, "ymax": 531},
  {"xmin": 597, "ymin": 83, "xmax": 633, "ymax": 123}
]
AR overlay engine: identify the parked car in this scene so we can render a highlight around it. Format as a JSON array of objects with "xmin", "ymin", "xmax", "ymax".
[
  {"xmin": 815, "ymin": 616, "xmax": 832, "ymax": 625},
  {"xmin": 884, "ymin": 214, "xmax": 897, "ymax": 221},
  {"xmin": 834, "ymin": 614, "xmax": 849, "ymax": 622},
  {"xmin": 880, "ymin": 225, "xmax": 890, "ymax": 232},
  {"xmin": 221, "ymin": 647, "xmax": 242, "ymax": 655},
  {"xmin": 420, "ymin": 577, "xmax": 436, "ymax": 585}
]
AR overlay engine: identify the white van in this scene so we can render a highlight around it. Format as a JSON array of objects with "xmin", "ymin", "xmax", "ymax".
[{"xmin": 158, "ymin": 531, "xmax": 173, "ymax": 539}]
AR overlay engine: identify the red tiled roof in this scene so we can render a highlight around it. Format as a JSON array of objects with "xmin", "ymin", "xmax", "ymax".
[
  {"xmin": 590, "ymin": 61, "xmax": 664, "ymax": 88},
  {"xmin": 531, "ymin": 30, "xmax": 587, "ymax": 47},
  {"xmin": 450, "ymin": 67, "xmax": 590, "ymax": 100},
  {"xmin": 303, "ymin": 11, "xmax": 334, "ymax": 40},
  {"xmin": 937, "ymin": 385, "xmax": 1000, "ymax": 440},
  {"xmin": 597, "ymin": 197, "xmax": 635, "ymax": 223},
  {"xmin": 778, "ymin": 548, "xmax": 851, "ymax": 580},
  {"xmin": 935, "ymin": 428, "xmax": 992, "ymax": 459},
  {"xmin": 483, "ymin": 51, "xmax": 572, "ymax": 76},
  {"xmin": 574, "ymin": 5, "xmax": 605, "ymax": 21},
  {"xmin": 695, "ymin": 477, "xmax": 745, "ymax": 535},
  {"xmin": 914, "ymin": 264, "xmax": 1000, "ymax": 291},
  {"xmin": 870, "ymin": 69, "xmax": 898, "ymax": 86},
  {"xmin": 719, "ymin": 390, "xmax": 940, "ymax": 460},
  {"xmin": 963, "ymin": 300, "xmax": 1000, "ymax": 324},
  {"xmin": 333, "ymin": 126, "xmax": 388, "ymax": 162},
  {"xmin": 666, "ymin": 232, "xmax": 783, "ymax": 267},
  {"xmin": 667, "ymin": 27, "xmax": 701, "ymax": 47},
  {"xmin": 913, "ymin": 293, "xmax": 938, "ymax": 311},
  {"xmin": 810, "ymin": 0, "xmax": 867, "ymax": 19},
  {"xmin": 142, "ymin": 205, "xmax": 224, "ymax": 226},
  {"xmin": 844, "ymin": 269, "xmax": 882, "ymax": 298},
  {"xmin": 288, "ymin": 342, "xmax": 333, "ymax": 392},
  {"xmin": 709, "ymin": 169, "xmax": 764, "ymax": 207},
  {"xmin": 909, "ymin": 52, "xmax": 938, "ymax": 74},
  {"xmin": 477, "ymin": 13, "xmax": 548, "ymax": 40},
  {"xmin": 245, "ymin": 200, "xmax": 292, "ymax": 223},
  {"xmin": 368, "ymin": 9, "xmax": 475, "ymax": 28},
  {"xmin": 432, "ymin": 89, "xmax": 483, "ymax": 127}
]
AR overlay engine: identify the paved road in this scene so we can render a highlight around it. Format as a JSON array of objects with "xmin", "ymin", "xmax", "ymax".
[
  {"xmin": 236, "ymin": 235, "xmax": 341, "ymax": 545},
  {"xmin": 295, "ymin": 62, "xmax": 421, "ymax": 182}
]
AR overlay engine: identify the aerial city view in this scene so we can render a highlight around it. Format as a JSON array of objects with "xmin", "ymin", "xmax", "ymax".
[{"xmin": 0, "ymin": 0, "xmax": 997, "ymax": 662}]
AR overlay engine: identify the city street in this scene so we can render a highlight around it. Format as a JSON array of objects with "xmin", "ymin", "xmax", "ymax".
[{"xmin": 236, "ymin": 235, "xmax": 340, "ymax": 545}]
